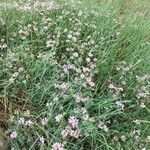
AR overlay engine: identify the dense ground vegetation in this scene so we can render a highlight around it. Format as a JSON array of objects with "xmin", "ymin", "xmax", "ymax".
[{"xmin": 0, "ymin": 0, "xmax": 150, "ymax": 149}]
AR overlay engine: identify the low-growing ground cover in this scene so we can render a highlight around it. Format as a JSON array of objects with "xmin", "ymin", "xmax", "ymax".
[{"xmin": 0, "ymin": 0, "xmax": 150, "ymax": 149}]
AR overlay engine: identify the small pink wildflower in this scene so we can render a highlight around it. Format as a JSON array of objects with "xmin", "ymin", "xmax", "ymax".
[
  {"xmin": 136, "ymin": 91, "xmax": 149, "ymax": 99},
  {"xmin": 39, "ymin": 136, "xmax": 45, "ymax": 144},
  {"xmin": 109, "ymin": 83, "xmax": 123, "ymax": 92},
  {"xmin": 10, "ymin": 131, "xmax": 17, "ymax": 139},
  {"xmin": 68, "ymin": 116, "xmax": 78, "ymax": 128},
  {"xmin": 52, "ymin": 142, "xmax": 64, "ymax": 150},
  {"xmin": 41, "ymin": 117, "xmax": 48, "ymax": 126},
  {"xmin": 61, "ymin": 128, "xmax": 69, "ymax": 138},
  {"xmin": 140, "ymin": 102, "xmax": 146, "ymax": 108},
  {"xmin": 115, "ymin": 101, "xmax": 124, "ymax": 109},
  {"xmin": 86, "ymin": 77, "xmax": 92, "ymax": 83},
  {"xmin": 109, "ymin": 83, "xmax": 115, "ymax": 89},
  {"xmin": 18, "ymin": 117, "xmax": 25, "ymax": 125},
  {"xmin": 67, "ymin": 64, "xmax": 75, "ymax": 70},
  {"xmin": 82, "ymin": 67, "xmax": 89, "ymax": 73},
  {"xmin": 61, "ymin": 126, "xmax": 71, "ymax": 138},
  {"xmin": 24, "ymin": 110, "xmax": 30, "ymax": 116},
  {"xmin": 55, "ymin": 83, "xmax": 70, "ymax": 91},
  {"xmin": 89, "ymin": 81, "xmax": 95, "ymax": 87},
  {"xmin": 75, "ymin": 68, "xmax": 82, "ymax": 74},
  {"xmin": 60, "ymin": 83, "xmax": 70, "ymax": 90},
  {"xmin": 70, "ymin": 129, "xmax": 80, "ymax": 139},
  {"xmin": 61, "ymin": 126, "xmax": 80, "ymax": 139},
  {"xmin": 74, "ymin": 94, "xmax": 82, "ymax": 103},
  {"xmin": 25, "ymin": 120, "xmax": 33, "ymax": 126},
  {"xmin": 73, "ymin": 93, "xmax": 87, "ymax": 103},
  {"xmin": 98, "ymin": 122, "xmax": 109, "ymax": 132},
  {"xmin": 55, "ymin": 114, "xmax": 63, "ymax": 123},
  {"xmin": 63, "ymin": 67, "xmax": 68, "ymax": 74}
]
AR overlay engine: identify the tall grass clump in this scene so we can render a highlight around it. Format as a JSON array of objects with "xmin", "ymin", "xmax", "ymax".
[{"xmin": 0, "ymin": 0, "xmax": 150, "ymax": 149}]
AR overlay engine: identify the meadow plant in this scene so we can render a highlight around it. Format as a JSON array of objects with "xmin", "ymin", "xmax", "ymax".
[{"xmin": 0, "ymin": 0, "xmax": 150, "ymax": 149}]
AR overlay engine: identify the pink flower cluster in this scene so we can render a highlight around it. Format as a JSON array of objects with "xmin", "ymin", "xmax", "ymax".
[
  {"xmin": 61, "ymin": 116, "xmax": 80, "ymax": 139},
  {"xmin": 109, "ymin": 83, "xmax": 123, "ymax": 93},
  {"xmin": 54, "ymin": 83, "xmax": 70, "ymax": 91},
  {"xmin": 68, "ymin": 116, "xmax": 78, "ymax": 128},
  {"xmin": 10, "ymin": 131, "xmax": 17, "ymax": 139},
  {"xmin": 61, "ymin": 64, "xmax": 75, "ymax": 74},
  {"xmin": 52, "ymin": 142, "xmax": 64, "ymax": 150},
  {"xmin": 39, "ymin": 136, "xmax": 45, "ymax": 144},
  {"xmin": 98, "ymin": 121, "xmax": 109, "ymax": 132},
  {"xmin": 41, "ymin": 117, "xmax": 48, "ymax": 126},
  {"xmin": 73, "ymin": 93, "xmax": 88, "ymax": 103},
  {"xmin": 18, "ymin": 117, "xmax": 33, "ymax": 126},
  {"xmin": 136, "ymin": 91, "xmax": 149, "ymax": 99},
  {"xmin": 55, "ymin": 114, "xmax": 63, "ymax": 123},
  {"xmin": 61, "ymin": 126, "xmax": 80, "ymax": 139}
]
